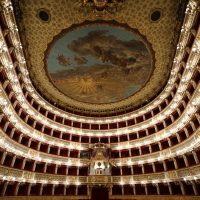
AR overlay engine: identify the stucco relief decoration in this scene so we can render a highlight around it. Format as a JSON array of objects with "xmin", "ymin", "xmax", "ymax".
[{"xmin": 78, "ymin": 0, "xmax": 125, "ymax": 15}]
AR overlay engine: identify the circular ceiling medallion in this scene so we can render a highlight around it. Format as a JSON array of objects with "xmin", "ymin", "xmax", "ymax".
[
  {"xmin": 150, "ymin": 9, "xmax": 162, "ymax": 22},
  {"xmin": 37, "ymin": 9, "xmax": 50, "ymax": 22},
  {"xmin": 45, "ymin": 21, "xmax": 154, "ymax": 105}
]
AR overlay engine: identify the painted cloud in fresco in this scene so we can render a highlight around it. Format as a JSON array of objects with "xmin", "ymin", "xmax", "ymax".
[
  {"xmin": 56, "ymin": 54, "xmax": 70, "ymax": 66},
  {"xmin": 68, "ymin": 30, "xmax": 148, "ymax": 72},
  {"xmin": 47, "ymin": 24, "xmax": 153, "ymax": 104}
]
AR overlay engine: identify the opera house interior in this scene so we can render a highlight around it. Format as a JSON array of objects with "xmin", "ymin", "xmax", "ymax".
[{"xmin": 0, "ymin": 0, "xmax": 200, "ymax": 199}]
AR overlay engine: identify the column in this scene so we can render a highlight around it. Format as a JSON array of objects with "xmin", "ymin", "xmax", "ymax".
[
  {"xmin": 176, "ymin": 133, "xmax": 181, "ymax": 143},
  {"xmin": 55, "ymin": 165, "xmax": 58, "ymax": 174},
  {"xmin": 27, "ymin": 138, "xmax": 32, "ymax": 148},
  {"xmin": 142, "ymin": 165, "xmax": 145, "ymax": 174},
  {"xmin": 52, "ymin": 184, "xmax": 55, "ymax": 195},
  {"xmin": 133, "ymin": 185, "xmax": 136, "ymax": 195},
  {"xmin": 64, "ymin": 185, "xmax": 67, "ymax": 195},
  {"xmin": 57, "ymin": 147, "xmax": 60, "ymax": 156},
  {"xmin": 168, "ymin": 182, "xmax": 172, "ymax": 195},
  {"xmin": 158, "ymin": 141, "xmax": 162, "ymax": 151},
  {"xmin": 144, "ymin": 184, "xmax": 148, "ymax": 195},
  {"xmin": 14, "ymin": 182, "xmax": 20, "ymax": 196},
  {"xmin": 37, "ymin": 142, "xmax": 41, "ymax": 151},
  {"xmin": 21, "ymin": 158, "xmax": 26, "ymax": 170},
  {"xmin": 183, "ymin": 155, "xmax": 189, "ymax": 167},
  {"xmin": 121, "ymin": 185, "xmax": 124, "ymax": 195},
  {"xmin": 179, "ymin": 181, "xmax": 185, "ymax": 195},
  {"xmin": 60, "ymin": 132, "xmax": 63, "ymax": 139},
  {"xmin": 152, "ymin": 163, "xmax": 156, "ymax": 173},
  {"xmin": 191, "ymin": 180, "xmax": 198, "ymax": 195},
  {"xmin": 47, "ymin": 145, "xmax": 50, "ymax": 154},
  {"xmin": 163, "ymin": 161, "xmax": 167, "ymax": 171},
  {"xmin": 108, "ymin": 185, "xmax": 112, "ymax": 197},
  {"xmin": 0, "ymin": 152, "xmax": 7, "ymax": 165},
  {"xmin": 167, "ymin": 138, "xmax": 172, "ymax": 147},
  {"xmin": 24, "ymin": 115, "xmax": 29, "ymax": 123},
  {"xmin": 50, "ymin": 129, "xmax": 54, "ymax": 136},
  {"xmin": 1, "ymin": 181, "xmax": 8, "ymax": 196},
  {"xmin": 173, "ymin": 158, "xmax": 178, "ymax": 169},
  {"xmin": 32, "ymin": 161, "xmax": 36, "ymax": 172},
  {"xmin": 192, "ymin": 151, "xmax": 199, "ymax": 164},
  {"xmin": 156, "ymin": 184, "xmax": 160, "ymax": 195},
  {"xmin": 87, "ymin": 185, "xmax": 90, "ymax": 197},
  {"xmin": 39, "ymin": 184, "xmax": 43, "ymax": 195},
  {"xmin": 10, "ymin": 155, "xmax": 16, "ymax": 167},
  {"xmin": 45, "ymin": 110, "xmax": 48, "ymax": 117},
  {"xmin": 10, "ymin": 128, "xmax": 15, "ymax": 138},
  {"xmin": 38, "ymin": 105, "xmax": 41, "ymax": 112},
  {"xmin": 27, "ymin": 183, "xmax": 32, "ymax": 195},
  {"xmin": 18, "ymin": 134, "xmax": 23, "ymax": 143},
  {"xmin": 44, "ymin": 163, "xmax": 47, "ymax": 173}
]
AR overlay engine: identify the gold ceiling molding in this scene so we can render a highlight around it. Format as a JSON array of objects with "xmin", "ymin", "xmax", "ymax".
[{"xmin": 17, "ymin": 0, "xmax": 182, "ymax": 114}]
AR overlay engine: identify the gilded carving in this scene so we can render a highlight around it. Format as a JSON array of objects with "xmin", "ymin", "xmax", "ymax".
[
  {"xmin": 165, "ymin": 171, "xmax": 177, "ymax": 179},
  {"xmin": 88, "ymin": 175, "xmax": 111, "ymax": 183},
  {"xmin": 160, "ymin": 149, "xmax": 171, "ymax": 158},
  {"xmin": 22, "ymin": 171, "xmax": 35, "ymax": 180},
  {"xmin": 28, "ymin": 149, "xmax": 39, "ymax": 158},
  {"xmin": 0, "ymin": 164, "xmax": 200, "ymax": 185}
]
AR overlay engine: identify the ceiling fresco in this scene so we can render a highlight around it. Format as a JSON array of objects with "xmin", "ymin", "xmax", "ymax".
[
  {"xmin": 46, "ymin": 22, "xmax": 153, "ymax": 104},
  {"xmin": 14, "ymin": 0, "xmax": 185, "ymax": 114}
]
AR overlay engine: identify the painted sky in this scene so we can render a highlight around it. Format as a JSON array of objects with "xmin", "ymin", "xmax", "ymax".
[
  {"xmin": 47, "ymin": 25, "xmax": 139, "ymax": 73},
  {"xmin": 46, "ymin": 23, "xmax": 153, "ymax": 104}
]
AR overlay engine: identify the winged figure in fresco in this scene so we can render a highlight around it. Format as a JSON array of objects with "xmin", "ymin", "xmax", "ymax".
[{"xmin": 57, "ymin": 54, "xmax": 70, "ymax": 66}]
